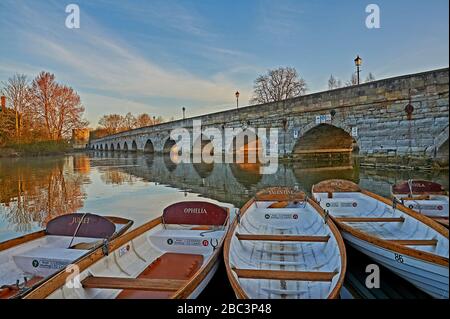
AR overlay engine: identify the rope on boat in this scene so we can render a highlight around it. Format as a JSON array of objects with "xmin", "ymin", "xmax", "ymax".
[
  {"xmin": 323, "ymin": 210, "xmax": 329, "ymax": 225},
  {"xmin": 68, "ymin": 212, "xmax": 88, "ymax": 248},
  {"xmin": 200, "ymin": 212, "xmax": 230, "ymax": 237},
  {"xmin": 407, "ymin": 179, "xmax": 414, "ymax": 197}
]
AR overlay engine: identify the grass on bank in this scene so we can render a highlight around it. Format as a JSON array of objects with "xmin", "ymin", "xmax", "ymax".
[{"xmin": 0, "ymin": 140, "xmax": 71, "ymax": 157}]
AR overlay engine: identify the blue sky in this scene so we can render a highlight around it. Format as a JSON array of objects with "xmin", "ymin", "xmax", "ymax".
[{"xmin": 0, "ymin": 0, "xmax": 448, "ymax": 126}]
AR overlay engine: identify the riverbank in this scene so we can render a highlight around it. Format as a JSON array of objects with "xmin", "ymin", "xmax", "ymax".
[{"xmin": 0, "ymin": 141, "xmax": 72, "ymax": 158}]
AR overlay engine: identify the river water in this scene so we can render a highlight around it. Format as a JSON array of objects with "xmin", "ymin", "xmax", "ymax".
[{"xmin": 0, "ymin": 152, "xmax": 447, "ymax": 299}]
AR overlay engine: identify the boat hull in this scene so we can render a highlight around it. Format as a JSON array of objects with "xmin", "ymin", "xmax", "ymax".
[
  {"xmin": 341, "ymin": 232, "xmax": 449, "ymax": 299},
  {"xmin": 187, "ymin": 259, "xmax": 220, "ymax": 299}
]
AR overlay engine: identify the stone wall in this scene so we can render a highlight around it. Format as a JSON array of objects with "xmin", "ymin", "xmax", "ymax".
[{"xmin": 90, "ymin": 68, "xmax": 449, "ymax": 168}]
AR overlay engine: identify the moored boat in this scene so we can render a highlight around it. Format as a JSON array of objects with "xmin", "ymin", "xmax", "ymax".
[
  {"xmin": 312, "ymin": 179, "xmax": 449, "ymax": 299},
  {"xmin": 23, "ymin": 201, "xmax": 231, "ymax": 299},
  {"xmin": 391, "ymin": 180, "xmax": 449, "ymax": 227},
  {"xmin": 224, "ymin": 187, "xmax": 346, "ymax": 299},
  {"xmin": 0, "ymin": 213, "xmax": 133, "ymax": 299}
]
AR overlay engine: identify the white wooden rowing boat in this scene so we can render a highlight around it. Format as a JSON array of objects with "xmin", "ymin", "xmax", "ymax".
[
  {"xmin": 0, "ymin": 213, "xmax": 133, "ymax": 299},
  {"xmin": 391, "ymin": 180, "xmax": 449, "ymax": 227},
  {"xmin": 312, "ymin": 179, "xmax": 449, "ymax": 299},
  {"xmin": 224, "ymin": 187, "xmax": 346, "ymax": 299},
  {"xmin": 23, "ymin": 201, "xmax": 232, "ymax": 299}
]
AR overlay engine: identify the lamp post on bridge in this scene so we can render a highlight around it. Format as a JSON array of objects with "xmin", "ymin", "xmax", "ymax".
[
  {"xmin": 354, "ymin": 55, "xmax": 362, "ymax": 85},
  {"xmin": 235, "ymin": 91, "xmax": 240, "ymax": 109},
  {"xmin": 182, "ymin": 107, "xmax": 186, "ymax": 120}
]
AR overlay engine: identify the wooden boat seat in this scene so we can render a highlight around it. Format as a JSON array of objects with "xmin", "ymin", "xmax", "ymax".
[
  {"xmin": 82, "ymin": 276, "xmax": 187, "ymax": 291},
  {"xmin": 236, "ymin": 234, "xmax": 330, "ymax": 242},
  {"xmin": 190, "ymin": 225, "xmax": 212, "ymax": 230},
  {"xmin": 261, "ymin": 287, "xmax": 308, "ymax": 295},
  {"xmin": 268, "ymin": 201, "xmax": 289, "ymax": 208},
  {"xmin": 232, "ymin": 268, "xmax": 338, "ymax": 282},
  {"xmin": 335, "ymin": 217, "xmax": 405, "ymax": 223},
  {"xmin": 70, "ymin": 240, "xmax": 102, "ymax": 250},
  {"xmin": 116, "ymin": 253, "xmax": 203, "ymax": 299}
]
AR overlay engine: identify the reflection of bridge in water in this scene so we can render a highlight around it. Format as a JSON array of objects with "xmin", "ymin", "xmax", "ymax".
[{"xmin": 90, "ymin": 152, "xmax": 448, "ymax": 208}]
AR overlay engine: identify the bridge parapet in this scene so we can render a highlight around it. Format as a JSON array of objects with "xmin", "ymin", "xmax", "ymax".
[{"xmin": 90, "ymin": 68, "xmax": 449, "ymax": 168}]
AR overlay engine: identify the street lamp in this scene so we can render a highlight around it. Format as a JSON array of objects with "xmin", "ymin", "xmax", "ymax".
[
  {"xmin": 235, "ymin": 91, "xmax": 240, "ymax": 109},
  {"xmin": 182, "ymin": 107, "xmax": 186, "ymax": 119},
  {"xmin": 152, "ymin": 116, "xmax": 156, "ymax": 125},
  {"xmin": 354, "ymin": 55, "xmax": 362, "ymax": 85}
]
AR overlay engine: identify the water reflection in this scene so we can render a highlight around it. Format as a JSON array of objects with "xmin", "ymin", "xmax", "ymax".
[
  {"xmin": 0, "ymin": 152, "xmax": 448, "ymax": 240},
  {"xmin": 0, "ymin": 157, "xmax": 89, "ymax": 234},
  {"xmin": 1, "ymin": 152, "xmax": 445, "ymax": 299}
]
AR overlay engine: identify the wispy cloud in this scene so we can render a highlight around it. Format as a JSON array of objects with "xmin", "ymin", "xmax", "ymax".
[
  {"xmin": 0, "ymin": 0, "xmax": 253, "ymax": 124},
  {"xmin": 256, "ymin": 0, "xmax": 305, "ymax": 40}
]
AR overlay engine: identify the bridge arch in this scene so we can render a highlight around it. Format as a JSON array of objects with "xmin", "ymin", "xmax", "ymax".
[
  {"xmin": 110, "ymin": 143, "xmax": 114, "ymax": 151},
  {"xmin": 228, "ymin": 129, "xmax": 262, "ymax": 163},
  {"xmin": 293, "ymin": 123, "xmax": 357, "ymax": 155},
  {"xmin": 144, "ymin": 139, "xmax": 155, "ymax": 153},
  {"xmin": 436, "ymin": 137, "xmax": 448, "ymax": 162},
  {"xmin": 100, "ymin": 144, "xmax": 103, "ymax": 151},
  {"xmin": 105, "ymin": 144, "xmax": 109, "ymax": 151},
  {"xmin": 123, "ymin": 142, "xmax": 129, "ymax": 152},
  {"xmin": 131, "ymin": 140, "xmax": 138, "ymax": 152},
  {"xmin": 163, "ymin": 138, "xmax": 177, "ymax": 155}
]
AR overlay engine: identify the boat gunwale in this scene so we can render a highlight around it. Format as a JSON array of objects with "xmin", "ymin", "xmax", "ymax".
[
  {"xmin": 223, "ymin": 190, "xmax": 347, "ymax": 299},
  {"xmin": 0, "ymin": 230, "xmax": 47, "ymax": 253},
  {"xmin": 23, "ymin": 216, "xmax": 163, "ymax": 299},
  {"xmin": 172, "ymin": 207, "xmax": 231, "ymax": 299},
  {"xmin": 311, "ymin": 180, "xmax": 449, "ymax": 267}
]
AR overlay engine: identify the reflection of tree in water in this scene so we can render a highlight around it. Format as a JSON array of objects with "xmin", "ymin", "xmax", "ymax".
[
  {"xmin": 0, "ymin": 156, "xmax": 89, "ymax": 232},
  {"xmin": 99, "ymin": 168, "xmax": 138, "ymax": 185}
]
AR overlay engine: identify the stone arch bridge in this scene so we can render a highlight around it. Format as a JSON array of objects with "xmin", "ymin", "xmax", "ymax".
[{"xmin": 90, "ymin": 68, "xmax": 449, "ymax": 167}]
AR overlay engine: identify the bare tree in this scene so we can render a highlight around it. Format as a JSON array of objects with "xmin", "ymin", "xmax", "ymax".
[
  {"xmin": 123, "ymin": 112, "xmax": 137, "ymax": 130},
  {"xmin": 345, "ymin": 73, "xmax": 359, "ymax": 87},
  {"xmin": 1, "ymin": 74, "xmax": 31, "ymax": 137},
  {"xmin": 250, "ymin": 67, "xmax": 307, "ymax": 104},
  {"xmin": 52, "ymin": 85, "xmax": 87, "ymax": 139},
  {"xmin": 30, "ymin": 71, "xmax": 86, "ymax": 140},
  {"xmin": 136, "ymin": 113, "xmax": 154, "ymax": 128},
  {"xmin": 365, "ymin": 72, "xmax": 376, "ymax": 82},
  {"xmin": 328, "ymin": 74, "xmax": 342, "ymax": 90},
  {"xmin": 98, "ymin": 114, "xmax": 125, "ymax": 135},
  {"xmin": 153, "ymin": 116, "xmax": 164, "ymax": 125}
]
